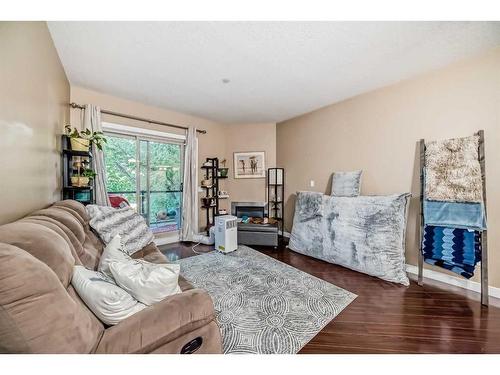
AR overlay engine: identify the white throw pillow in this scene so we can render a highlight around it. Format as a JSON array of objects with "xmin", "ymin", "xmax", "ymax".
[
  {"xmin": 109, "ymin": 259, "xmax": 181, "ymax": 306},
  {"xmin": 71, "ymin": 266, "xmax": 146, "ymax": 325},
  {"xmin": 98, "ymin": 234, "xmax": 130, "ymax": 278}
]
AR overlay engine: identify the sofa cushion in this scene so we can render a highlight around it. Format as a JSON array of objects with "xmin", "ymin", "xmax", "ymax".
[
  {"xmin": 54, "ymin": 199, "xmax": 91, "ymax": 225},
  {"xmin": 81, "ymin": 228, "xmax": 105, "ymax": 270},
  {"xmin": 53, "ymin": 200, "xmax": 104, "ymax": 269},
  {"xmin": 21, "ymin": 216, "xmax": 84, "ymax": 266},
  {"xmin": 0, "ymin": 222, "xmax": 75, "ymax": 286},
  {"xmin": 0, "ymin": 243, "xmax": 104, "ymax": 353},
  {"xmin": 130, "ymin": 242, "xmax": 168, "ymax": 264},
  {"xmin": 30, "ymin": 207, "xmax": 87, "ymax": 245}
]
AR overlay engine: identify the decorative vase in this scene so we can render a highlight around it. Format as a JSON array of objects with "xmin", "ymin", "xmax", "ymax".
[{"xmin": 70, "ymin": 137, "xmax": 90, "ymax": 152}]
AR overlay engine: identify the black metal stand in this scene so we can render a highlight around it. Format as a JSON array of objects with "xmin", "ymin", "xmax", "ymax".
[{"xmin": 418, "ymin": 131, "xmax": 488, "ymax": 306}]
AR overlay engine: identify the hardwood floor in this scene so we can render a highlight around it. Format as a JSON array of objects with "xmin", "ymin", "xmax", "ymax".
[{"xmin": 159, "ymin": 241, "xmax": 500, "ymax": 354}]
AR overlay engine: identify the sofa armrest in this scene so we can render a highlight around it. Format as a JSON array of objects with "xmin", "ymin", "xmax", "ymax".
[{"xmin": 95, "ymin": 288, "xmax": 218, "ymax": 354}]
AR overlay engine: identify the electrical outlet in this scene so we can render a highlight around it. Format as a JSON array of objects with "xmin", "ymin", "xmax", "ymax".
[{"xmin": 310, "ymin": 180, "xmax": 315, "ymax": 188}]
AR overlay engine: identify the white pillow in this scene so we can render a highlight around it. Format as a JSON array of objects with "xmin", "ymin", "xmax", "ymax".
[
  {"xmin": 109, "ymin": 259, "xmax": 181, "ymax": 306},
  {"xmin": 71, "ymin": 265, "xmax": 146, "ymax": 325},
  {"xmin": 98, "ymin": 234, "xmax": 130, "ymax": 278}
]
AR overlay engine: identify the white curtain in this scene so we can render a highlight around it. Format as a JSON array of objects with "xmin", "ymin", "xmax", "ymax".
[
  {"xmin": 181, "ymin": 127, "xmax": 199, "ymax": 241},
  {"xmin": 83, "ymin": 104, "xmax": 110, "ymax": 206}
]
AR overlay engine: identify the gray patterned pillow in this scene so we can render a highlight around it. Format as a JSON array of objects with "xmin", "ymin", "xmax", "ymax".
[
  {"xmin": 331, "ymin": 170, "xmax": 362, "ymax": 197},
  {"xmin": 86, "ymin": 205, "xmax": 154, "ymax": 256}
]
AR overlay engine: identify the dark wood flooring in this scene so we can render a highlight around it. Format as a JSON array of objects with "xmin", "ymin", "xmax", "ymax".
[{"xmin": 159, "ymin": 241, "xmax": 500, "ymax": 354}]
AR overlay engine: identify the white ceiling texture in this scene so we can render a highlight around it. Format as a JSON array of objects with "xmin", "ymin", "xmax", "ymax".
[{"xmin": 48, "ymin": 22, "xmax": 500, "ymax": 123}]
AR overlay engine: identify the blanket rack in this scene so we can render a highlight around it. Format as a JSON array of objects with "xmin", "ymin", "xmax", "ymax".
[{"xmin": 418, "ymin": 130, "xmax": 488, "ymax": 306}]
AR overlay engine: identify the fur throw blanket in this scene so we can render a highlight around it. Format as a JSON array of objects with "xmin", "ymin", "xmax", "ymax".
[{"xmin": 425, "ymin": 135, "xmax": 483, "ymax": 203}]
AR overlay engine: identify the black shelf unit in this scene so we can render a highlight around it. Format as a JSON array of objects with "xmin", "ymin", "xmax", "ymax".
[
  {"xmin": 267, "ymin": 168, "xmax": 285, "ymax": 239},
  {"xmin": 61, "ymin": 135, "xmax": 95, "ymax": 205},
  {"xmin": 201, "ymin": 157, "xmax": 220, "ymax": 234}
]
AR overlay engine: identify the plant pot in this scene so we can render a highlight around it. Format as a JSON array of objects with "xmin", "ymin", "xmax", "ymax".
[
  {"xmin": 70, "ymin": 137, "xmax": 90, "ymax": 152},
  {"xmin": 219, "ymin": 168, "xmax": 229, "ymax": 177},
  {"xmin": 71, "ymin": 176, "xmax": 90, "ymax": 187}
]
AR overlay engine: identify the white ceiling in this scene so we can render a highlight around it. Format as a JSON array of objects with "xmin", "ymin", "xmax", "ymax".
[{"xmin": 48, "ymin": 22, "xmax": 500, "ymax": 124}]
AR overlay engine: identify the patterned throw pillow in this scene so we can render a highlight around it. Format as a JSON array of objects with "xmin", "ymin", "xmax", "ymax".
[
  {"xmin": 86, "ymin": 205, "xmax": 154, "ymax": 256},
  {"xmin": 330, "ymin": 170, "xmax": 362, "ymax": 197}
]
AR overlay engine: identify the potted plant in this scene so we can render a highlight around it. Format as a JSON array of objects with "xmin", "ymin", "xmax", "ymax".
[
  {"xmin": 65, "ymin": 125, "xmax": 107, "ymax": 152},
  {"xmin": 71, "ymin": 168, "xmax": 96, "ymax": 187},
  {"xmin": 219, "ymin": 158, "xmax": 229, "ymax": 177}
]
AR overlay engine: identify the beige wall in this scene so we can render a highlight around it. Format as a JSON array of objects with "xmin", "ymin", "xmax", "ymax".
[
  {"xmin": 224, "ymin": 123, "xmax": 276, "ymax": 207},
  {"xmin": 277, "ymin": 48, "xmax": 500, "ymax": 288},
  {"xmin": 0, "ymin": 22, "xmax": 70, "ymax": 225},
  {"xmin": 70, "ymin": 86, "xmax": 276, "ymax": 231},
  {"xmin": 70, "ymin": 86, "xmax": 227, "ymax": 232}
]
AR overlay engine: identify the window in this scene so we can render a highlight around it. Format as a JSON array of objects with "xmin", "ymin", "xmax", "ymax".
[{"xmin": 103, "ymin": 124, "xmax": 184, "ymax": 234}]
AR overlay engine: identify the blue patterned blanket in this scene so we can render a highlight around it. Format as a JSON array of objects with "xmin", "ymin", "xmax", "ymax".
[{"xmin": 422, "ymin": 225, "xmax": 481, "ymax": 279}]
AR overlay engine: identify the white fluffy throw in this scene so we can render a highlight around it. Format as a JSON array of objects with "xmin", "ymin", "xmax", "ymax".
[{"xmin": 425, "ymin": 135, "xmax": 482, "ymax": 203}]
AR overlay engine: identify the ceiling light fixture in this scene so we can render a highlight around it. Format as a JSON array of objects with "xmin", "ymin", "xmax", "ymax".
[{"xmin": 221, "ymin": 78, "xmax": 230, "ymax": 84}]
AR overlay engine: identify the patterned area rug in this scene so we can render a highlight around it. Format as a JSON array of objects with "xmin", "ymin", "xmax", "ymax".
[{"xmin": 176, "ymin": 246, "xmax": 356, "ymax": 354}]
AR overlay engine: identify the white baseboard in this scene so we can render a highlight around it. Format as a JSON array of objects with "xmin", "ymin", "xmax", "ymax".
[
  {"xmin": 406, "ymin": 264, "xmax": 500, "ymax": 299},
  {"xmin": 281, "ymin": 231, "xmax": 498, "ymax": 299},
  {"xmin": 217, "ymin": 229, "xmax": 499, "ymax": 299}
]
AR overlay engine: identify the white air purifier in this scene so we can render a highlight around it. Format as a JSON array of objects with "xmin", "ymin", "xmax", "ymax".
[{"xmin": 215, "ymin": 215, "xmax": 238, "ymax": 254}]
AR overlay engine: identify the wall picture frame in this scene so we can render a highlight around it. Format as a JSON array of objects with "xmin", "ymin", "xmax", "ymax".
[{"xmin": 233, "ymin": 151, "xmax": 266, "ymax": 179}]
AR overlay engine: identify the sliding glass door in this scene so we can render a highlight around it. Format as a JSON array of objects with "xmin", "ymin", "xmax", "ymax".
[{"xmin": 104, "ymin": 132, "xmax": 183, "ymax": 233}]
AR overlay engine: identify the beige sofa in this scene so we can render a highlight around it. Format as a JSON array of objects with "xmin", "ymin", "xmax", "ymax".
[{"xmin": 0, "ymin": 200, "xmax": 222, "ymax": 354}]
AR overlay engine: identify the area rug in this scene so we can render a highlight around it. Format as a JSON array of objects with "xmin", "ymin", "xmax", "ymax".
[{"xmin": 176, "ymin": 245, "xmax": 356, "ymax": 354}]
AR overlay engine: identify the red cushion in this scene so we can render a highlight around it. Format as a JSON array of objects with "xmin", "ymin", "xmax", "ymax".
[{"xmin": 108, "ymin": 195, "xmax": 130, "ymax": 209}]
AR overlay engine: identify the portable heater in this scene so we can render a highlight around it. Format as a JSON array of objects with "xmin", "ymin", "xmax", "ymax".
[{"xmin": 215, "ymin": 215, "xmax": 238, "ymax": 254}]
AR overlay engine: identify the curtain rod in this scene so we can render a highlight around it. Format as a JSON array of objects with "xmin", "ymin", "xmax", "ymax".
[{"xmin": 69, "ymin": 102, "xmax": 207, "ymax": 134}]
